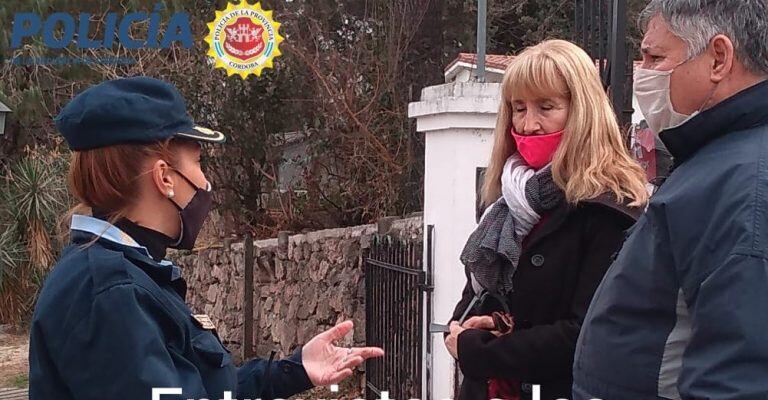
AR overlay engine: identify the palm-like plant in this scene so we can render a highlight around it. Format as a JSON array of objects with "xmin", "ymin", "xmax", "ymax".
[
  {"xmin": 0, "ymin": 223, "xmax": 31, "ymax": 323},
  {"xmin": 6, "ymin": 155, "xmax": 68, "ymax": 270},
  {"xmin": 0, "ymin": 148, "xmax": 70, "ymax": 324},
  {"xmin": 0, "ymin": 224, "xmax": 27, "ymax": 288}
]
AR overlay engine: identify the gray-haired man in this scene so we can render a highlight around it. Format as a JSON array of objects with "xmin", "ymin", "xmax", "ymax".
[{"xmin": 573, "ymin": 1, "xmax": 768, "ymax": 399}]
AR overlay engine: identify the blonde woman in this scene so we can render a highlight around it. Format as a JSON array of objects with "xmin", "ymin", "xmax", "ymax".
[{"xmin": 443, "ymin": 40, "xmax": 649, "ymax": 400}]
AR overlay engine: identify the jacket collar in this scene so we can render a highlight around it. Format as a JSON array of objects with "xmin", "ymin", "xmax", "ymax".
[
  {"xmin": 523, "ymin": 204, "xmax": 570, "ymax": 250},
  {"xmin": 660, "ymin": 79, "xmax": 768, "ymax": 166},
  {"xmin": 70, "ymin": 215, "xmax": 184, "ymax": 289},
  {"xmin": 524, "ymin": 193, "xmax": 641, "ymax": 250}
]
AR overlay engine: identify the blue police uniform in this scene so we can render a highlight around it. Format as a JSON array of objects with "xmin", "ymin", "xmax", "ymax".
[
  {"xmin": 29, "ymin": 77, "xmax": 315, "ymax": 400},
  {"xmin": 30, "ymin": 216, "xmax": 313, "ymax": 400}
]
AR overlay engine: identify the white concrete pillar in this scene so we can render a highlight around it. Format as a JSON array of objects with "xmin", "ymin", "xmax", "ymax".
[{"xmin": 409, "ymin": 82, "xmax": 501, "ymax": 400}]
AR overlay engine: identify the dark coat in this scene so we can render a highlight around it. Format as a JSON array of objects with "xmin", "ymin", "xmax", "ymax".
[
  {"xmin": 450, "ymin": 196, "xmax": 640, "ymax": 400},
  {"xmin": 574, "ymin": 80, "xmax": 768, "ymax": 400},
  {"xmin": 29, "ymin": 215, "xmax": 314, "ymax": 400}
]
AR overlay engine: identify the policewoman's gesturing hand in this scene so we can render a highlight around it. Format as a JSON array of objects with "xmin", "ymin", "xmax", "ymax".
[{"xmin": 301, "ymin": 320, "xmax": 384, "ymax": 386}]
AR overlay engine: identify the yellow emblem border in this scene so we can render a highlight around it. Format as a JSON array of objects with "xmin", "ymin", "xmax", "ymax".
[{"xmin": 204, "ymin": 1, "xmax": 284, "ymax": 79}]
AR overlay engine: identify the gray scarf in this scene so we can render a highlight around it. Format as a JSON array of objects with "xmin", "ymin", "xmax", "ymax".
[{"xmin": 460, "ymin": 155, "xmax": 564, "ymax": 297}]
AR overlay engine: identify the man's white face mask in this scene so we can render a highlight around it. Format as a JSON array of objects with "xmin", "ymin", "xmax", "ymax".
[{"xmin": 634, "ymin": 55, "xmax": 717, "ymax": 134}]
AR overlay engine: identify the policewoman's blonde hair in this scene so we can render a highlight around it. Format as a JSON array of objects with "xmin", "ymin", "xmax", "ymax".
[{"xmin": 481, "ymin": 39, "xmax": 649, "ymax": 208}]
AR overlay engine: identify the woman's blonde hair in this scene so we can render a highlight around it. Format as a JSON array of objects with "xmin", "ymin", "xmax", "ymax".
[{"xmin": 481, "ymin": 39, "xmax": 648, "ymax": 208}]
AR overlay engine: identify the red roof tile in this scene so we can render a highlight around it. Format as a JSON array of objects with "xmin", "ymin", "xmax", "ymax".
[
  {"xmin": 446, "ymin": 53, "xmax": 514, "ymax": 72},
  {"xmin": 446, "ymin": 53, "xmax": 643, "ymax": 73}
]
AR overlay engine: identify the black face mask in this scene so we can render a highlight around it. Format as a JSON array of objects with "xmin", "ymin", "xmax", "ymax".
[{"xmin": 168, "ymin": 169, "xmax": 213, "ymax": 250}]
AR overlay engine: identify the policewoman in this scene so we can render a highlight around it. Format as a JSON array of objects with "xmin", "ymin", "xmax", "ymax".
[{"xmin": 28, "ymin": 77, "xmax": 384, "ymax": 400}]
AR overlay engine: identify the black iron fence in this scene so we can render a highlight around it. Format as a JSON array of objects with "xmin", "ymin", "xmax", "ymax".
[
  {"xmin": 365, "ymin": 235, "xmax": 425, "ymax": 399},
  {"xmin": 575, "ymin": 0, "xmax": 610, "ymax": 85},
  {"xmin": 574, "ymin": 0, "xmax": 633, "ymax": 131}
]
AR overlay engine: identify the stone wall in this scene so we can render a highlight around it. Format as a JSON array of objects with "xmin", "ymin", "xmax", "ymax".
[{"xmin": 173, "ymin": 216, "xmax": 422, "ymax": 397}]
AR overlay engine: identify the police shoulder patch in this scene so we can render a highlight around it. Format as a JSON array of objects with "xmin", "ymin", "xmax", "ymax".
[{"xmin": 192, "ymin": 314, "xmax": 216, "ymax": 330}]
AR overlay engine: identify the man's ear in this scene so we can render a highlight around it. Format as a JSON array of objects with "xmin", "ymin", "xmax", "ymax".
[
  {"xmin": 151, "ymin": 159, "xmax": 175, "ymax": 198},
  {"xmin": 709, "ymin": 34, "xmax": 735, "ymax": 83}
]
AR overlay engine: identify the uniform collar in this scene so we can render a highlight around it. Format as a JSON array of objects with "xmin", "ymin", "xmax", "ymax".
[
  {"xmin": 70, "ymin": 214, "xmax": 183, "ymax": 284},
  {"xmin": 660, "ymin": 79, "xmax": 768, "ymax": 167},
  {"xmin": 111, "ymin": 218, "xmax": 175, "ymax": 261}
]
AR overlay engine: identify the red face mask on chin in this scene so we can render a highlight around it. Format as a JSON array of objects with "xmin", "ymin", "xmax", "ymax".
[{"xmin": 510, "ymin": 128, "xmax": 564, "ymax": 169}]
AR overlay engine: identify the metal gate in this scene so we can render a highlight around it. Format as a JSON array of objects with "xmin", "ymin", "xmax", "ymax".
[
  {"xmin": 365, "ymin": 235, "xmax": 425, "ymax": 399},
  {"xmin": 574, "ymin": 0, "xmax": 633, "ymax": 131}
]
